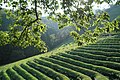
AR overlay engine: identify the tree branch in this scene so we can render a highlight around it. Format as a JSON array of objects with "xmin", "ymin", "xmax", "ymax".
[
  {"xmin": 72, "ymin": 18, "xmax": 86, "ymax": 32},
  {"xmin": 18, "ymin": 19, "xmax": 38, "ymax": 40},
  {"xmin": 18, "ymin": 0, "xmax": 39, "ymax": 40},
  {"xmin": 35, "ymin": 0, "xmax": 38, "ymax": 19},
  {"xmin": 20, "ymin": 0, "xmax": 21, "ymax": 9}
]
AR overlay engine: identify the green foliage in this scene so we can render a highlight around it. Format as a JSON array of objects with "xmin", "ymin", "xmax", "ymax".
[
  {"xmin": 0, "ymin": 0, "xmax": 47, "ymax": 52},
  {"xmin": 0, "ymin": 31, "xmax": 10, "ymax": 46},
  {"xmin": 70, "ymin": 31, "xmax": 80, "ymax": 42},
  {"xmin": 48, "ymin": 0, "xmax": 120, "ymax": 45},
  {"xmin": 70, "ymin": 30, "xmax": 97, "ymax": 46},
  {"xmin": 0, "ymin": 0, "xmax": 119, "ymax": 51},
  {"xmin": 8, "ymin": 14, "xmax": 47, "ymax": 52},
  {"xmin": 0, "ymin": 35, "xmax": 120, "ymax": 79},
  {"xmin": 116, "ymin": 1, "xmax": 120, "ymax": 5}
]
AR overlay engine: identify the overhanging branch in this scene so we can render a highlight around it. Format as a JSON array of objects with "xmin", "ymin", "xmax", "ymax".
[
  {"xmin": 35, "ymin": 0, "xmax": 38, "ymax": 19},
  {"xmin": 18, "ymin": 0, "xmax": 39, "ymax": 40}
]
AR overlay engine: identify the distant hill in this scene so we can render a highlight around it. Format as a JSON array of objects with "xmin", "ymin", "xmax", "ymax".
[
  {"xmin": 41, "ymin": 17, "xmax": 74, "ymax": 50},
  {"xmin": 106, "ymin": 5, "xmax": 120, "ymax": 21}
]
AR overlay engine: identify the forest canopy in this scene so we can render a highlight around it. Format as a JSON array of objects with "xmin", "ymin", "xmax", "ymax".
[{"xmin": 0, "ymin": 0, "xmax": 120, "ymax": 52}]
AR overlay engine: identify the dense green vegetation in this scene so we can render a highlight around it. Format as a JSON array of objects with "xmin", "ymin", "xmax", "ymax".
[
  {"xmin": 0, "ymin": 12, "xmax": 73, "ymax": 65},
  {"xmin": 0, "ymin": 33, "xmax": 120, "ymax": 80},
  {"xmin": 0, "ymin": 0, "xmax": 119, "ymax": 63},
  {"xmin": 0, "ymin": 0, "xmax": 120, "ymax": 80},
  {"xmin": 0, "ymin": 4, "xmax": 120, "ymax": 66},
  {"xmin": 0, "ymin": 0, "xmax": 119, "ymax": 51}
]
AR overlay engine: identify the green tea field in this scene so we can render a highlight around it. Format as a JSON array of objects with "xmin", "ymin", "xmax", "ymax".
[{"xmin": 0, "ymin": 34, "xmax": 120, "ymax": 80}]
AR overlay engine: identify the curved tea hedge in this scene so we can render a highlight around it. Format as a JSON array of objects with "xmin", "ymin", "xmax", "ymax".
[{"xmin": 0, "ymin": 36, "xmax": 120, "ymax": 80}]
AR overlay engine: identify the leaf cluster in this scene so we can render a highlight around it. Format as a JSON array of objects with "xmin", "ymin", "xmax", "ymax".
[{"xmin": 0, "ymin": 0, "xmax": 120, "ymax": 51}]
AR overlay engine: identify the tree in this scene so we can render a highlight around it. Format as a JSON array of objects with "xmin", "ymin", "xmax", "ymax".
[{"xmin": 0, "ymin": 0, "xmax": 120, "ymax": 52}]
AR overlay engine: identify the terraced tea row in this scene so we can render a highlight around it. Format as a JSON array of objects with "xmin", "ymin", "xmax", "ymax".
[
  {"xmin": 75, "ymin": 48, "xmax": 120, "ymax": 57},
  {"xmin": 50, "ymin": 55, "xmax": 120, "ymax": 79},
  {"xmin": 97, "ymin": 38, "xmax": 120, "ymax": 43},
  {"xmin": 59, "ymin": 53, "xmax": 120, "ymax": 70},
  {"xmin": 41, "ymin": 57, "xmax": 108, "ymax": 80},
  {"xmin": 0, "ymin": 35, "xmax": 120, "ymax": 80},
  {"xmin": 68, "ymin": 51, "xmax": 120, "ymax": 62},
  {"xmin": 34, "ymin": 59, "xmax": 91, "ymax": 80},
  {"xmin": 87, "ymin": 44, "xmax": 120, "ymax": 49},
  {"xmin": 81, "ymin": 47, "xmax": 120, "ymax": 52}
]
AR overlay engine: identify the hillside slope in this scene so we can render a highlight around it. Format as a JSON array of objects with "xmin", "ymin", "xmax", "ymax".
[
  {"xmin": 106, "ymin": 5, "xmax": 120, "ymax": 21},
  {"xmin": 0, "ymin": 33, "xmax": 120, "ymax": 80}
]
